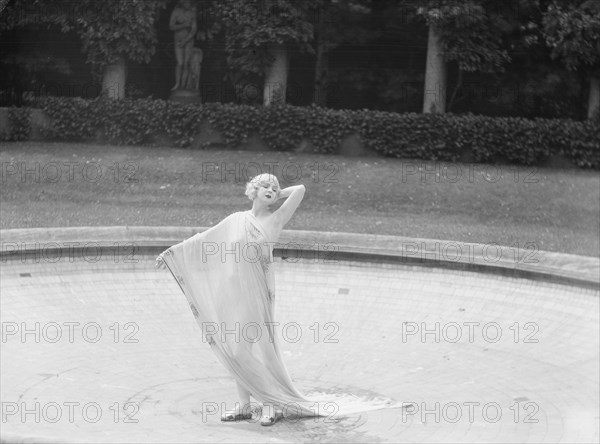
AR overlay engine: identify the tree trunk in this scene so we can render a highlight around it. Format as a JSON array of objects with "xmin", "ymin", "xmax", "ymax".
[
  {"xmin": 102, "ymin": 55, "xmax": 127, "ymax": 100},
  {"xmin": 263, "ymin": 45, "xmax": 289, "ymax": 106},
  {"xmin": 422, "ymin": 24, "xmax": 446, "ymax": 114},
  {"xmin": 588, "ymin": 75, "xmax": 600, "ymax": 119}
]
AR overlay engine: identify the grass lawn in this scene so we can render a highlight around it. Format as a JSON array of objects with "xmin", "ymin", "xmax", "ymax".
[{"xmin": 1, "ymin": 141, "xmax": 598, "ymax": 257}]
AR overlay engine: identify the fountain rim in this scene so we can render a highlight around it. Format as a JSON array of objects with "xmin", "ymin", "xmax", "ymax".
[{"xmin": 1, "ymin": 226, "xmax": 598, "ymax": 290}]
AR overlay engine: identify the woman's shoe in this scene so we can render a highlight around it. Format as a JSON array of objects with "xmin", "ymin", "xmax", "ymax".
[
  {"xmin": 259, "ymin": 410, "xmax": 282, "ymax": 426},
  {"xmin": 221, "ymin": 409, "xmax": 252, "ymax": 422}
]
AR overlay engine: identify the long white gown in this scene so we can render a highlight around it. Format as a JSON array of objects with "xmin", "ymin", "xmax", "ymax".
[{"xmin": 161, "ymin": 210, "xmax": 401, "ymax": 417}]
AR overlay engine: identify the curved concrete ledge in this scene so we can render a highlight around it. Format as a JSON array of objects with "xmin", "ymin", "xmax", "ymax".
[{"xmin": 1, "ymin": 226, "xmax": 598, "ymax": 289}]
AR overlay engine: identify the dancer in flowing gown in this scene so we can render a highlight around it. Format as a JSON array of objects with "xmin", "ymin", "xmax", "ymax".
[{"xmin": 156, "ymin": 173, "xmax": 401, "ymax": 426}]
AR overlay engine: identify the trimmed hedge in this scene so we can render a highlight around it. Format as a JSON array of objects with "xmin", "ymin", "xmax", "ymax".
[
  {"xmin": 0, "ymin": 106, "xmax": 32, "ymax": 141},
  {"xmin": 22, "ymin": 96, "xmax": 599, "ymax": 168}
]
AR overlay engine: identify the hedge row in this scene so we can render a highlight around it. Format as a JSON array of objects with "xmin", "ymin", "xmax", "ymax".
[
  {"xmin": 8, "ymin": 97, "xmax": 600, "ymax": 168},
  {"xmin": 0, "ymin": 106, "xmax": 31, "ymax": 142}
]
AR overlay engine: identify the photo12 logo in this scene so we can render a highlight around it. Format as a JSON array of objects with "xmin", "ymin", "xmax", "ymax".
[
  {"xmin": 401, "ymin": 321, "xmax": 540, "ymax": 344},
  {"xmin": 1, "ymin": 401, "xmax": 139, "ymax": 424},
  {"xmin": 199, "ymin": 401, "xmax": 341, "ymax": 423},
  {"xmin": 188, "ymin": 241, "xmax": 339, "ymax": 264},
  {"xmin": 1, "ymin": 321, "xmax": 140, "ymax": 344},
  {"xmin": 401, "ymin": 400, "xmax": 540, "ymax": 424},
  {"xmin": 1, "ymin": 242, "xmax": 139, "ymax": 264},
  {"xmin": 0, "ymin": 161, "xmax": 139, "ymax": 183},
  {"xmin": 399, "ymin": 241, "xmax": 540, "ymax": 265},
  {"xmin": 200, "ymin": 321, "xmax": 340, "ymax": 345},
  {"xmin": 200, "ymin": 161, "xmax": 339, "ymax": 184},
  {"xmin": 400, "ymin": 162, "xmax": 539, "ymax": 184}
]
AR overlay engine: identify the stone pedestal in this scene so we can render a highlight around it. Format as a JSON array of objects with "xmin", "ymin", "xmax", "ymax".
[{"xmin": 169, "ymin": 89, "xmax": 201, "ymax": 104}]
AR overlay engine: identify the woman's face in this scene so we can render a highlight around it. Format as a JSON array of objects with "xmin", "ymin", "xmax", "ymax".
[{"xmin": 255, "ymin": 180, "xmax": 279, "ymax": 204}]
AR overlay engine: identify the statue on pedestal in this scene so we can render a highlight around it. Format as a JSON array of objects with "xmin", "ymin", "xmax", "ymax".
[{"xmin": 169, "ymin": 0, "xmax": 202, "ymax": 102}]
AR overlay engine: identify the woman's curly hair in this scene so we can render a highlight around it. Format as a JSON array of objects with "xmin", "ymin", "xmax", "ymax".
[{"xmin": 245, "ymin": 173, "xmax": 280, "ymax": 201}]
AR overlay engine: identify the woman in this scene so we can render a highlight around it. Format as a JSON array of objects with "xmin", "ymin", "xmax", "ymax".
[
  {"xmin": 156, "ymin": 174, "xmax": 400, "ymax": 426},
  {"xmin": 156, "ymin": 173, "xmax": 308, "ymax": 425}
]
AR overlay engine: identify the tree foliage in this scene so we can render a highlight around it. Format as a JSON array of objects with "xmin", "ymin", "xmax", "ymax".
[
  {"xmin": 416, "ymin": 0, "xmax": 511, "ymax": 73},
  {"xmin": 209, "ymin": 0, "xmax": 315, "ymax": 82},
  {"xmin": 76, "ymin": 0, "xmax": 168, "ymax": 68},
  {"xmin": 0, "ymin": 0, "xmax": 167, "ymax": 71},
  {"xmin": 1, "ymin": 0, "xmax": 599, "ymax": 117},
  {"xmin": 542, "ymin": 0, "xmax": 600, "ymax": 72}
]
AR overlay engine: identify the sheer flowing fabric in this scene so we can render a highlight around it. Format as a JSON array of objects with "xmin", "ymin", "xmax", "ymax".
[{"xmin": 161, "ymin": 210, "xmax": 400, "ymax": 417}]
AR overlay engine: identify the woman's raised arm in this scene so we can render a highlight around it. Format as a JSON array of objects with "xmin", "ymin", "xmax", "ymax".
[{"xmin": 273, "ymin": 184, "xmax": 305, "ymax": 227}]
